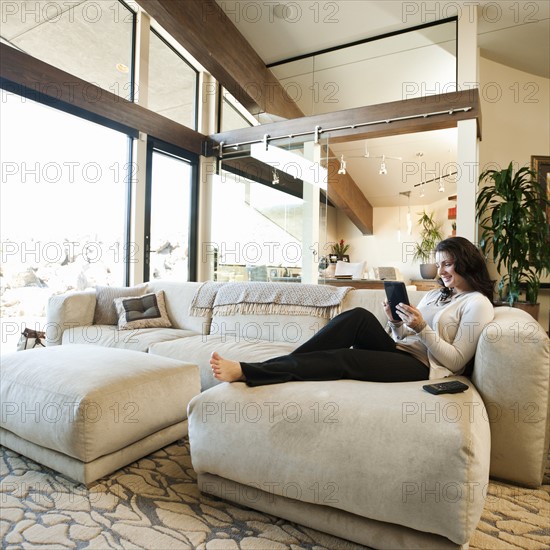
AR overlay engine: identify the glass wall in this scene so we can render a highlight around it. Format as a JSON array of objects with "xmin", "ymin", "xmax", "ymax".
[
  {"xmin": 211, "ymin": 170, "xmax": 304, "ymax": 282},
  {"xmin": 0, "ymin": 90, "xmax": 131, "ymax": 350},
  {"xmin": 269, "ymin": 19, "xmax": 457, "ymax": 116},
  {"xmin": 211, "ymin": 138, "xmax": 333, "ymax": 283}
]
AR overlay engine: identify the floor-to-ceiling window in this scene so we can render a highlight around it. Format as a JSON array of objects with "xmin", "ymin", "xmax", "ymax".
[
  {"xmin": 145, "ymin": 141, "xmax": 197, "ymax": 282},
  {"xmin": 0, "ymin": 1, "xmax": 202, "ymax": 352},
  {"xmin": 0, "ymin": 90, "xmax": 132, "ymax": 350}
]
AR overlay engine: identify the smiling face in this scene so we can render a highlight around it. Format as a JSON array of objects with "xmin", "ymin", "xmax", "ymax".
[{"xmin": 435, "ymin": 251, "xmax": 472, "ymax": 294}]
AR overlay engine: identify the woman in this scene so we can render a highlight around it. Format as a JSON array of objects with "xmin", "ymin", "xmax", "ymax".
[{"xmin": 210, "ymin": 237, "xmax": 495, "ymax": 385}]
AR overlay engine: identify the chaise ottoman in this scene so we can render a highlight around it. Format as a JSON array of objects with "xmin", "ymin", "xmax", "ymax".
[
  {"xmin": 1, "ymin": 345, "xmax": 199, "ymax": 485},
  {"xmin": 189, "ymin": 377, "xmax": 491, "ymax": 549}
]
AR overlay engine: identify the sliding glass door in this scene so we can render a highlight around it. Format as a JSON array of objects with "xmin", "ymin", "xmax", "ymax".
[{"xmin": 144, "ymin": 141, "xmax": 198, "ymax": 282}]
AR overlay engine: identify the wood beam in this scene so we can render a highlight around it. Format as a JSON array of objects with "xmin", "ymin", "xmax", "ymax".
[
  {"xmin": 0, "ymin": 44, "xmax": 205, "ymax": 154},
  {"xmin": 209, "ymin": 89, "xmax": 482, "ymax": 151},
  {"xmin": 135, "ymin": 0, "xmax": 302, "ymax": 119}
]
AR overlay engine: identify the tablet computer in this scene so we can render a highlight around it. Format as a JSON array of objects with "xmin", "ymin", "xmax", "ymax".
[{"xmin": 384, "ymin": 281, "xmax": 410, "ymax": 321}]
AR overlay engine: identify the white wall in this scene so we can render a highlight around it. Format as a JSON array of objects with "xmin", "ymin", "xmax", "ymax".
[
  {"xmin": 478, "ymin": 57, "xmax": 549, "ymax": 171},
  {"xmin": 478, "ymin": 56, "xmax": 550, "ymax": 331}
]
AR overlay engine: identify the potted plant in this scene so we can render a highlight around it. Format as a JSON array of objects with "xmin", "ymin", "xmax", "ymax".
[
  {"xmin": 330, "ymin": 239, "xmax": 350, "ymax": 261},
  {"xmin": 412, "ymin": 210, "xmax": 444, "ymax": 279},
  {"xmin": 476, "ymin": 162, "xmax": 550, "ymax": 319}
]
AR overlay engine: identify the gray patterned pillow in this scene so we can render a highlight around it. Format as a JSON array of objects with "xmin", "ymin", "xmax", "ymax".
[
  {"xmin": 94, "ymin": 284, "xmax": 147, "ymax": 325},
  {"xmin": 114, "ymin": 291, "xmax": 172, "ymax": 330}
]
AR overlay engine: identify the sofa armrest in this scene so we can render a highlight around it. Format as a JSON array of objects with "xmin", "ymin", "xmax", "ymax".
[
  {"xmin": 46, "ymin": 290, "xmax": 97, "ymax": 346},
  {"xmin": 472, "ymin": 306, "xmax": 550, "ymax": 487}
]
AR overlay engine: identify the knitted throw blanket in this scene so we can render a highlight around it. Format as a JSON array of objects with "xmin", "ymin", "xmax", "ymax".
[
  {"xmin": 210, "ymin": 281, "xmax": 353, "ymax": 319},
  {"xmin": 189, "ymin": 281, "xmax": 225, "ymax": 317}
]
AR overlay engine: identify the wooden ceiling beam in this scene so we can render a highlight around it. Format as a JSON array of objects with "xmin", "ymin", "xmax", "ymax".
[
  {"xmin": 208, "ymin": 89, "xmax": 482, "ymax": 151},
  {"xmin": 0, "ymin": 44, "xmax": 205, "ymax": 154},
  {"xmin": 135, "ymin": 0, "xmax": 302, "ymax": 119}
]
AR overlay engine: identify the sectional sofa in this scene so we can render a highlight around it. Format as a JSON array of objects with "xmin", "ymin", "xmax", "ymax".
[{"xmin": 32, "ymin": 280, "xmax": 550, "ymax": 547}]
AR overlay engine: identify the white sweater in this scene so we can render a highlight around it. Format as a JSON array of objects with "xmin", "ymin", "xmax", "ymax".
[{"xmin": 390, "ymin": 289, "xmax": 495, "ymax": 379}]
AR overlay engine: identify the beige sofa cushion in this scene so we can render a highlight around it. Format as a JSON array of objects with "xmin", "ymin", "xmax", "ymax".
[
  {"xmin": 46, "ymin": 290, "xmax": 97, "ymax": 345},
  {"xmin": 189, "ymin": 377, "xmax": 490, "ymax": 546},
  {"xmin": 1, "ymin": 345, "xmax": 199, "ymax": 463},
  {"xmin": 210, "ymin": 312, "xmax": 328, "ymax": 347},
  {"xmin": 150, "ymin": 334, "xmax": 297, "ymax": 391},
  {"xmin": 147, "ymin": 280, "xmax": 209, "ymax": 334},
  {"xmin": 93, "ymin": 284, "xmax": 147, "ymax": 325},
  {"xmin": 62, "ymin": 325, "xmax": 196, "ymax": 353},
  {"xmin": 473, "ymin": 306, "xmax": 550, "ymax": 487}
]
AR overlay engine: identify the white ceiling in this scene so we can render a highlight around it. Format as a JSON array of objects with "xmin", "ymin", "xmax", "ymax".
[
  {"xmin": 217, "ymin": 0, "xmax": 549, "ymax": 207},
  {"xmin": 218, "ymin": 0, "xmax": 549, "ymax": 77}
]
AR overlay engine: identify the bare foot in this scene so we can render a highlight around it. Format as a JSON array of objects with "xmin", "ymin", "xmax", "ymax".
[{"xmin": 210, "ymin": 352, "xmax": 245, "ymax": 382}]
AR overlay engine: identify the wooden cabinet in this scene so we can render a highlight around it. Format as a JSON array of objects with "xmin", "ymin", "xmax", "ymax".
[{"xmin": 411, "ymin": 279, "xmax": 440, "ymax": 291}]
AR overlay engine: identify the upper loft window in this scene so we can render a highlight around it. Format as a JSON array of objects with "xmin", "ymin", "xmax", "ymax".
[
  {"xmin": 147, "ymin": 29, "xmax": 198, "ymax": 130},
  {"xmin": 219, "ymin": 88, "xmax": 256, "ymax": 132},
  {"xmin": 0, "ymin": 0, "xmax": 136, "ymax": 101}
]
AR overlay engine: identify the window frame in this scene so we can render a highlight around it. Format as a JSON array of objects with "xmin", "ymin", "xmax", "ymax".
[
  {"xmin": 149, "ymin": 27, "xmax": 200, "ymax": 131},
  {"xmin": 144, "ymin": 137, "xmax": 199, "ymax": 282}
]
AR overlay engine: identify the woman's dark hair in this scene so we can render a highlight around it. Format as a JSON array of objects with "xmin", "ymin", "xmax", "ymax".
[{"xmin": 435, "ymin": 237, "xmax": 495, "ymax": 303}]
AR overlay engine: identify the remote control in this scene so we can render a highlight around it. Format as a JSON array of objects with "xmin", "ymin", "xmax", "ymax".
[{"xmin": 423, "ymin": 380, "xmax": 469, "ymax": 395}]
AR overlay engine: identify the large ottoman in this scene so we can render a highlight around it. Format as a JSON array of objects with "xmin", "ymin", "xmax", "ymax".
[
  {"xmin": 1, "ymin": 345, "xmax": 199, "ymax": 485},
  {"xmin": 188, "ymin": 377, "xmax": 491, "ymax": 549}
]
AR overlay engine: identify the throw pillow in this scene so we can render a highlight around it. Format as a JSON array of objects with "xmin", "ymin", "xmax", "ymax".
[
  {"xmin": 114, "ymin": 291, "xmax": 172, "ymax": 330},
  {"xmin": 94, "ymin": 284, "xmax": 147, "ymax": 325}
]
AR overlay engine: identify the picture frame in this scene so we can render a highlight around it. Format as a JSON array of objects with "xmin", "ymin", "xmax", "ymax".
[
  {"xmin": 329, "ymin": 254, "xmax": 339, "ymax": 263},
  {"xmin": 340, "ymin": 255, "xmax": 350, "ymax": 262},
  {"xmin": 531, "ymin": 155, "xmax": 550, "ymax": 241}
]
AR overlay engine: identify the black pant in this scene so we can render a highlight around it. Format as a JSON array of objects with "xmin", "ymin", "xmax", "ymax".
[{"xmin": 241, "ymin": 308, "xmax": 430, "ymax": 386}]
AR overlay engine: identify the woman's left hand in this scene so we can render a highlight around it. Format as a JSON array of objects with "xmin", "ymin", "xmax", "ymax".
[{"xmin": 395, "ymin": 303, "xmax": 426, "ymax": 333}]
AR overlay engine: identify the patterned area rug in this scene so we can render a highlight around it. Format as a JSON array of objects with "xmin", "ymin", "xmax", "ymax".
[{"xmin": 1, "ymin": 440, "xmax": 548, "ymax": 549}]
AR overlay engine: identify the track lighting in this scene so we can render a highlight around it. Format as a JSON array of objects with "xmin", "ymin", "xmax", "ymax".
[
  {"xmin": 438, "ymin": 175, "xmax": 445, "ymax": 193},
  {"xmin": 338, "ymin": 155, "xmax": 347, "ymax": 175},
  {"xmin": 272, "ymin": 168, "xmax": 279, "ymax": 185},
  {"xmin": 419, "ymin": 183, "xmax": 425, "ymax": 198}
]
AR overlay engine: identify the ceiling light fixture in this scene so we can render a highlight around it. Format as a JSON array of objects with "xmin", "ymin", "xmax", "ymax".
[
  {"xmin": 438, "ymin": 175, "xmax": 445, "ymax": 193},
  {"xmin": 399, "ymin": 191, "xmax": 413, "ymax": 237},
  {"xmin": 272, "ymin": 168, "xmax": 279, "ymax": 185},
  {"xmin": 406, "ymin": 193, "xmax": 412, "ymax": 235},
  {"xmin": 338, "ymin": 155, "xmax": 347, "ymax": 175},
  {"xmin": 379, "ymin": 155, "xmax": 388, "ymax": 175},
  {"xmin": 419, "ymin": 183, "xmax": 425, "ymax": 198}
]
